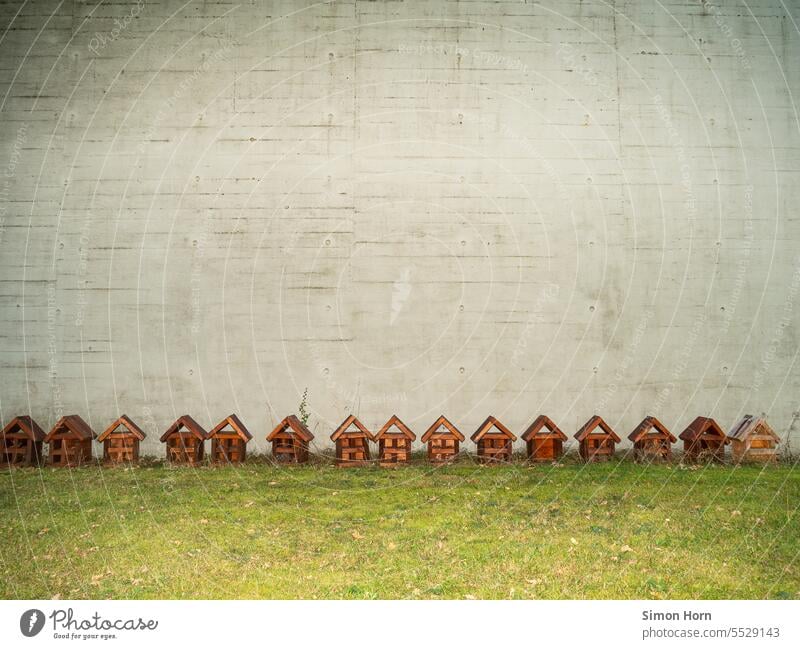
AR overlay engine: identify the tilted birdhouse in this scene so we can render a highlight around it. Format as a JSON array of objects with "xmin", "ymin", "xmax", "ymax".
[
  {"xmin": 679, "ymin": 416, "xmax": 727, "ymax": 462},
  {"xmin": 628, "ymin": 416, "xmax": 676, "ymax": 462},
  {"xmin": 727, "ymin": 415, "xmax": 779, "ymax": 463},
  {"xmin": 160, "ymin": 415, "xmax": 207, "ymax": 465},
  {"xmin": 471, "ymin": 415, "xmax": 517, "ymax": 464},
  {"xmin": 208, "ymin": 414, "xmax": 252, "ymax": 464},
  {"xmin": 97, "ymin": 415, "xmax": 146, "ymax": 465},
  {"xmin": 420, "ymin": 415, "xmax": 464, "ymax": 464},
  {"xmin": 267, "ymin": 415, "xmax": 313, "ymax": 463},
  {"xmin": 331, "ymin": 415, "xmax": 374, "ymax": 467},
  {"xmin": 375, "ymin": 415, "xmax": 416, "ymax": 466},
  {"xmin": 521, "ymin": 415, "xmax": 567, "ymax": 462},
  {"xmin": 574, "ymin": 415, "xmax": 620, "ymax": 462},
  {"xmin": 45, "ymin": 415, "xmax": 95, "ymax": 467},
  {"xmin": 1, "ymin": 416, "xmax": 45, "ymax": 467}
]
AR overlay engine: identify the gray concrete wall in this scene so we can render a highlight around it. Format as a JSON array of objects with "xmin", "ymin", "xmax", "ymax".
[{"xmin": 1, "ymin": 0, "xmax": 799, "ymax": 455}]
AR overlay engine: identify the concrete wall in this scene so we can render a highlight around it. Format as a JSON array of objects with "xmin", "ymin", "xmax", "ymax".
[{"xmin": 1, "ymin": 0, "xmax": 799, "ymax": 455}]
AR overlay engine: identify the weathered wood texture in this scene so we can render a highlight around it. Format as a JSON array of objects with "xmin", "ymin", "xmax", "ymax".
[
  {"xmin": 679, "ymin": 416, "xmax": 728, "ymax": 462},
  {"xmin": 45, "ymin": 415, "xmax": 95, "ymax": 467},
  {"xmin": 0, "ymin": 416, "xmax": 45, "ymax": 467},
  {"xmin": 728, "ymin": 415, "xmax": 779, "ymax": 463},
  {"xmin": 267, "ymin": 415, "xmax": 314, "ymax": 463},
  {"xmin": 331, "ymin": 415, "xmax": 374, "ymax": 467},
  {"xmin": 628, "ymin": 416, "xmax": 676, "ymax": 462},
  {"xmin": 97, "ymin": 415, "xmax": 146, "ymax": 464},
  {"xmin": 575, "ymin": 415, "xmax": 620, "ymax": 463},
  {"xmin": 421, "ymin": 415, "xmax": 464, "ymax": 464},
  {"xmin": 521, "ymin": 415, "xmax": 566, "ymax": 462}
]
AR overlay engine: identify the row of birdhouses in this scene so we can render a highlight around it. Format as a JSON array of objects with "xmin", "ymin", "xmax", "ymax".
[{"xmin": 0, "ymin": 411, "xmax": 782, "ymax": 467}]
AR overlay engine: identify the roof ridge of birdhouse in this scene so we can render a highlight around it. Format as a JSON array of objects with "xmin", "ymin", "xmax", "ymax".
[
  {"xmin": 97, "ymin": 414, "xmax": 146, "ymax": 441},
  {"xmin": 267, "ymin": 415, "xmax": 314, "ymax": 442},
  {"xmin": 627, "ymin": 415, "xmax": 676, "ymax": 443},
  {"xmin": 45, "ymin": 414, "xmax": 96, "ymax": 442},
  {"xmin": 521, "ymin": 414, "xmax": 566, "ymax": 441},
  {"xmin": 420, "ymin": 415, "xmax": 465, "ymax": 442},
  {"xmin": 574, "ymin": 415, "xmax": 621, "ymax": 442},
  {"xmin": 208, "ymin": 413, "xmax": 253, "ymax": 441},
  {"xmin": 374, "ymin": 415, "xmax": 416, "ymax": 440},
  {"xmin": 159, "ymin": 414, "xmax": 207, "ymax": 442},
  {"xmin": 330, "ymin": 414, "xmax": 374, "ymax": 441},
  {"xmin": 678, "ymin": 416, "xmax": 727, "ymax": 442},
  {"xmin": 470, "ymin": 415, "xmax": 516, "ymax": 442},
  {"xmin": 727, "ymin": 414, "xmax": 779, "ymax": 442},
  {"xmin": 2, "ymin": 415, "xmax": 46, "ymax": 441}
]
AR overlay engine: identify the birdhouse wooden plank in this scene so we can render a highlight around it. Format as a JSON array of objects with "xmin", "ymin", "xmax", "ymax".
[
  {"xmin": 575, "ymin": 415, "xmax": 620, "ymax": 462},
  {"xmin": 45, "ymin": 415, "xmax": 95, "ymax": 467},
  {"xmin": 420, "ymin": 415, "xmax": 464, "ymax": 464},
  {"xmin": 160, "ymin": 415, "xmax": 207, "ymax": 465},
  {"xmin": 375, "ymin": 415, "xmax": 416, "ymax": 467},
  {"xmin": 331, "ymin": 415, "xmax": 374, "ymax": 467},
  {"xmin": 727, "ymin": 415, "xmax": 779, "ymax": 463},
  {"xmin": 267, "ymin": 415, "xmax": 313, "ymax": 463},
  {"xmin": 97, "ymin": 415, "xmax": 145, "ymax": 465},
  {"xmin": 1, "ymin": 416, "xmax": 45, "ymax": 467},
  {"xmin": 628, "ymin": 416, "xmax": 676, "ymax": 462},
  {"xmin": 208, "ymin": 414, "xmax": 252, "ymax": 464},
  {"xmin": 521, "ymin": 415, "xmax": 566, "ymax": 462},
  {"xmin": 679, "ymin": 416, "xmax": 728, "ymax": 462},
  {"xmin": 471, "ymin": 415, "xmax": 517, "ymax": 464}
]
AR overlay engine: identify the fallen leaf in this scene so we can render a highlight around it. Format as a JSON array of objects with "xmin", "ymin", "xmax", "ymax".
[
  {"xmin": 351, "ymin": 530, "xmax": 364, "ymax": 540},
  {"xmin": 570, "ymin": 537, "xmax": 578, "ymax": 545},
  {"xmin": 620, "ymin": 545, "xmax": 633, "ymax": 553}
]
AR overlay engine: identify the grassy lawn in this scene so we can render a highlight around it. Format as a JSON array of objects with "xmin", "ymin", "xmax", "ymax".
[{"xmin": 1, "ymin": 455, "xmax": 798, "ymax": 599}]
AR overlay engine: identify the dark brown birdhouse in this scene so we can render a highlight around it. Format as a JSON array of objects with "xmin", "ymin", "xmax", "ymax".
[
  {"xmin": 97, "ymin": 415, "xmax": 145, "ymax": 465},
  {"xmin": 628, "ymin": 416, "xmax": 676, "ymax": 462},
  {"xmin": 375, "ymin": 415, "xmax": 416, "ymax": 467},
  {"xmin": 160, "ymin": 415, "xmax": 207, "ymax": 465},
  {"xmin": 679, "ymin": 416, "xmax": 727, "ymax": 462},
  {"xmin": 727, "ymin": 415, "xmax": 779, "ymax": 463},
  {"xmin": 266, "ymin": 415, "xmax": 313, "ymax": 463},
  {"xmin": 208, "ymin": 414, "xmax": 252, "ymax": 464},
  {"xmin": 521, "ymin": 415, "xmax": 566, "ymax": 462},
  {"xmin": 420, "ymin": 415, "xmax": 464, "ymax": 464},
  {"xmin": 1, "ymin": 416, "xmax": 45, "ymax": 467},
  {"xmin": 471, "ymin": 415, "xmax": 517, "ymax": 464},
  {"xmin": 575, "ymin": 415, "xmax": 620, "ymax": 462},
  {"xmin": 45, "ymin": 415, "xmax": 95, "ymax": 467},
  {"xmin": 331, "ymin": 415, "xmax": 374, "ymax": 467}
]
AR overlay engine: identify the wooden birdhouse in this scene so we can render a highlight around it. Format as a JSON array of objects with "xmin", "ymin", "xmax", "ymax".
[
  {"xmin": 628, "ymin": 416, "xmax": 676, "ymax": 462},
  {"xmin": 420, "ymin": 415, "xmax": 464, "ymax": 464},
  {"xmin": 521, "ymin": 415, "xmax": 567, "ymax": 462},
  {"xmin": 679, "ymin": 416, "xmax": 728, "ymax": 462},
  {"xmin": 45, "ymin": 415, "xmax": 95, "ymax": 467},
  {"xmin": 160, "ymin": 415, "xmax": 207, "ymax": 465},
  {"xmin": 471, "ymin": 415, "xmax": 517, "ymax": 464},
  {"xmin": 97, "ymin": 415, "xmax": 145, "ymax": 465},
  {"xmin": 330, "ymin": 415, "xmax": 374, "ymax": 467},
  {"xmin": 727, "ymin": 415, "xmax": 779, "ymax": 463},
  {"xmin": 375, "ymin": 415, "xmax": 416, "ymax": 466},
  {"xmin": 574, "ymin": 415, "xmax": 620, "ymax": 462},
  {"xmin": 207, "ymin": 414, "xmax": 252, "ymax": 464},
  {"xmin": 1, "ymin": 416, "xmax": 45, "ymax": 467},
  {"xmin": 266, "ymin": 415, "xmax": 313, "ymax": 463}
]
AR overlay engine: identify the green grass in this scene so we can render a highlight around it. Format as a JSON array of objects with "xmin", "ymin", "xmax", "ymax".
[{"xmin": 1, "ymin": 455, "xmax": 798, "ymax": 599}]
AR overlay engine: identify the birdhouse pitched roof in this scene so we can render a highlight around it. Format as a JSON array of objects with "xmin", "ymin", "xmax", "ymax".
[
  {"xmin": 574, "ymin": 415, "xmax": 621, "ymax": 442},
  {"xmin": 521, "ymin": 415, "xmax": 567, "ymax": 442},
  {"xmin": 159, "ymin": 415, "xmax": 207, "ymax": 442},
  {"xmin": 266, "ymin": 415, "xmax": 314, "ymax": 442},
  {"xmin": 45, "ymin": 415, "xmax": 96, "ymax": 442},
  {"xmin": 375, "ymin": 415, "xmax": 416, "ymax": 441},
  {"xmin": 470, "ymin": 415, "xmax": 517, "ymax": 442},
  {"xmin": 727, "ymin": 415, "xmax": 779, "ymax": 443},
  {"xmin": 97, "ymin": 414, "xmax": 146, "ymax": 442},
  {"xmin": 678, "ymin": 416, "xmax": 727, "ymax": 443},
  {"xmin": 628, "ymin": 416, "xmax": 676, "ymax": 443},
  {"xmin": 2, "ymin": 415, "xmax": 46, "ymax": 441},
  {"xmin": 420, "ymin": 415, "xmax": 465, "ymax": 442},
  {"xmin": 208, "ymin": 414, "xmax": 253, "ymax": 441},
  {"xmin": 330, "ymin": 415, "xmax": 374, "ymax": 442}
]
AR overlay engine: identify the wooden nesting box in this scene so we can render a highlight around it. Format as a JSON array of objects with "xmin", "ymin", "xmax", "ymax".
[
  {"xmin": 45, "ymin": 415, "xmax": 95, "ymax": 467},
  {"xmin": 575, "ymin": 415, "xmax": 620, "ymax": 462},
  {"xmin": 97, "ymin": 415, "xmax": 145, "ymax": 464},
  {"xmin": 727, "ymin": 415, "xmax": 779, "ymax": 463},
  {"xmin": 471, "ymin": 415, "xmax": 517, "ymax": 464},
  {"xmin": 1, "ymin": 416, "xmax": 45, "ymax": 467},
  {"xmin": 160, "ymin": 415, "xmax": 207, "ymax": 465},
  {"xmin": 628, "ymin": 416, "xmax": 676, "ymax": 462},
  {"xmin": 679, "ymin": 416, "xmax": 728, "ymax": 462},
  {"xmin": 331, "ymin": 415, "xmax": 374, "ymax": 467},
  {"xmin": 421, "ymin": 415, "xmax": 464, "ymax": 464},
  {"xmin": 521, "ymin": 415, "xmax": 566, "ymax": 462},
  {"xmin": 208, "ymin": 414, "xmax": 252, "ymax": 464},
  {"xmin": 266, "ymin": 415, "xmax": 313, "ymax": 463},
  {"xmin": 375, "ymin": 415, "xmax": 416, "ymax": 467}
]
